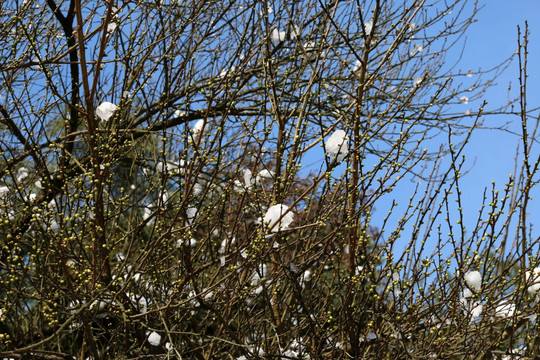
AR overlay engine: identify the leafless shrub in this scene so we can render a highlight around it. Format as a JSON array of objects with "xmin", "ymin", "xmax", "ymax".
[{"xmin": 0, "ymin": 1, "xmax": 536, "ymax": 359}]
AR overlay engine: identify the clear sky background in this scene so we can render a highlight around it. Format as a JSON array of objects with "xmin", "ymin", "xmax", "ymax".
[
  {"xmin": 463, "ymin": 0, "xmax": 540, "ymax": 187},
  {"xmin": 458, "ymin": 0, "xmax": 540, "ymax": 233},
  {"xmin": 370, "ymin": 0, "xmax": 540, "ymax": 255}
]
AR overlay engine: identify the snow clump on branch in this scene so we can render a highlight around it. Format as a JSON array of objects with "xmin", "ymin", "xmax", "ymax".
[
  {"xmin": 147, "ymin": 331, "xmax": 161, "ymax": 346},
  {"xmin": 526, "ymin": 267, "xmax": 540, "ymax": 294},
  {"xmin": 192, "ymin": 119, "xmax": 209, "ymax": 143},
  {"xmin": 96, "ymin": 102, "xmax": 117, "ymax": 121},
  {"xmin": 256, "ymin": 169, "xmax": 274, "ymax": 184},
  {"xmin": 325, "ymin": 129, "xmax": 348, "ymax": 163},
  {"xmin": 464, "ymin": 270, "xmax": 482, "ymax": 291},
  {"xmin": 263, "ymin": 204, "xmax": 294, "ymax": 233},
  {"xmin": 234, "ymin": 169, "xmax": 254, "ymax": 193},
  {"xmin": 271, "ymin": 29, "xmax": 286, "ymax": 44},
  {"xmin": 495, "ymin": 301, "xmax": 516, "ymax": 318}
]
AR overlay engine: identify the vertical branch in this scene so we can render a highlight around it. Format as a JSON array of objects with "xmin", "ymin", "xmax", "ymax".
[
  {"xmin": 260, "ymin": 0, "xmax": 285, "ymax": 331},
  {"xmin": 517, "ymin": 23, "xmax": 529, "ymax": 275},
  {"xmin": 345, "ymin": 0, "xmax": 380, "ymax": 354},
  {"xmin": 74, "ymin": 0, "xmax": 111, "ymax": 286},
  {"xmin": 46, "ymin": 0, "xmax": 80, "ymax": 169}
]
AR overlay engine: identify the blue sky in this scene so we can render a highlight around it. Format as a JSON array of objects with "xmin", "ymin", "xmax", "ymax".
[
  {"xmin": 463, "ymin": 0, "xmax": 540, "ymax": 181},
  {"xmin": 369, "ymin": 0, "xmax": 540, "ymax": 256},
  {"xmin": 458, "ymin": 1, "xmax": 540, "ymax": 229}
]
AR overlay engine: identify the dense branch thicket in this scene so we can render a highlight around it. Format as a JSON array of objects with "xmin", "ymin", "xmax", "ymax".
[{"xmin": 0, "ymin": 0, "xmax": 538, "ymax": 359}]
